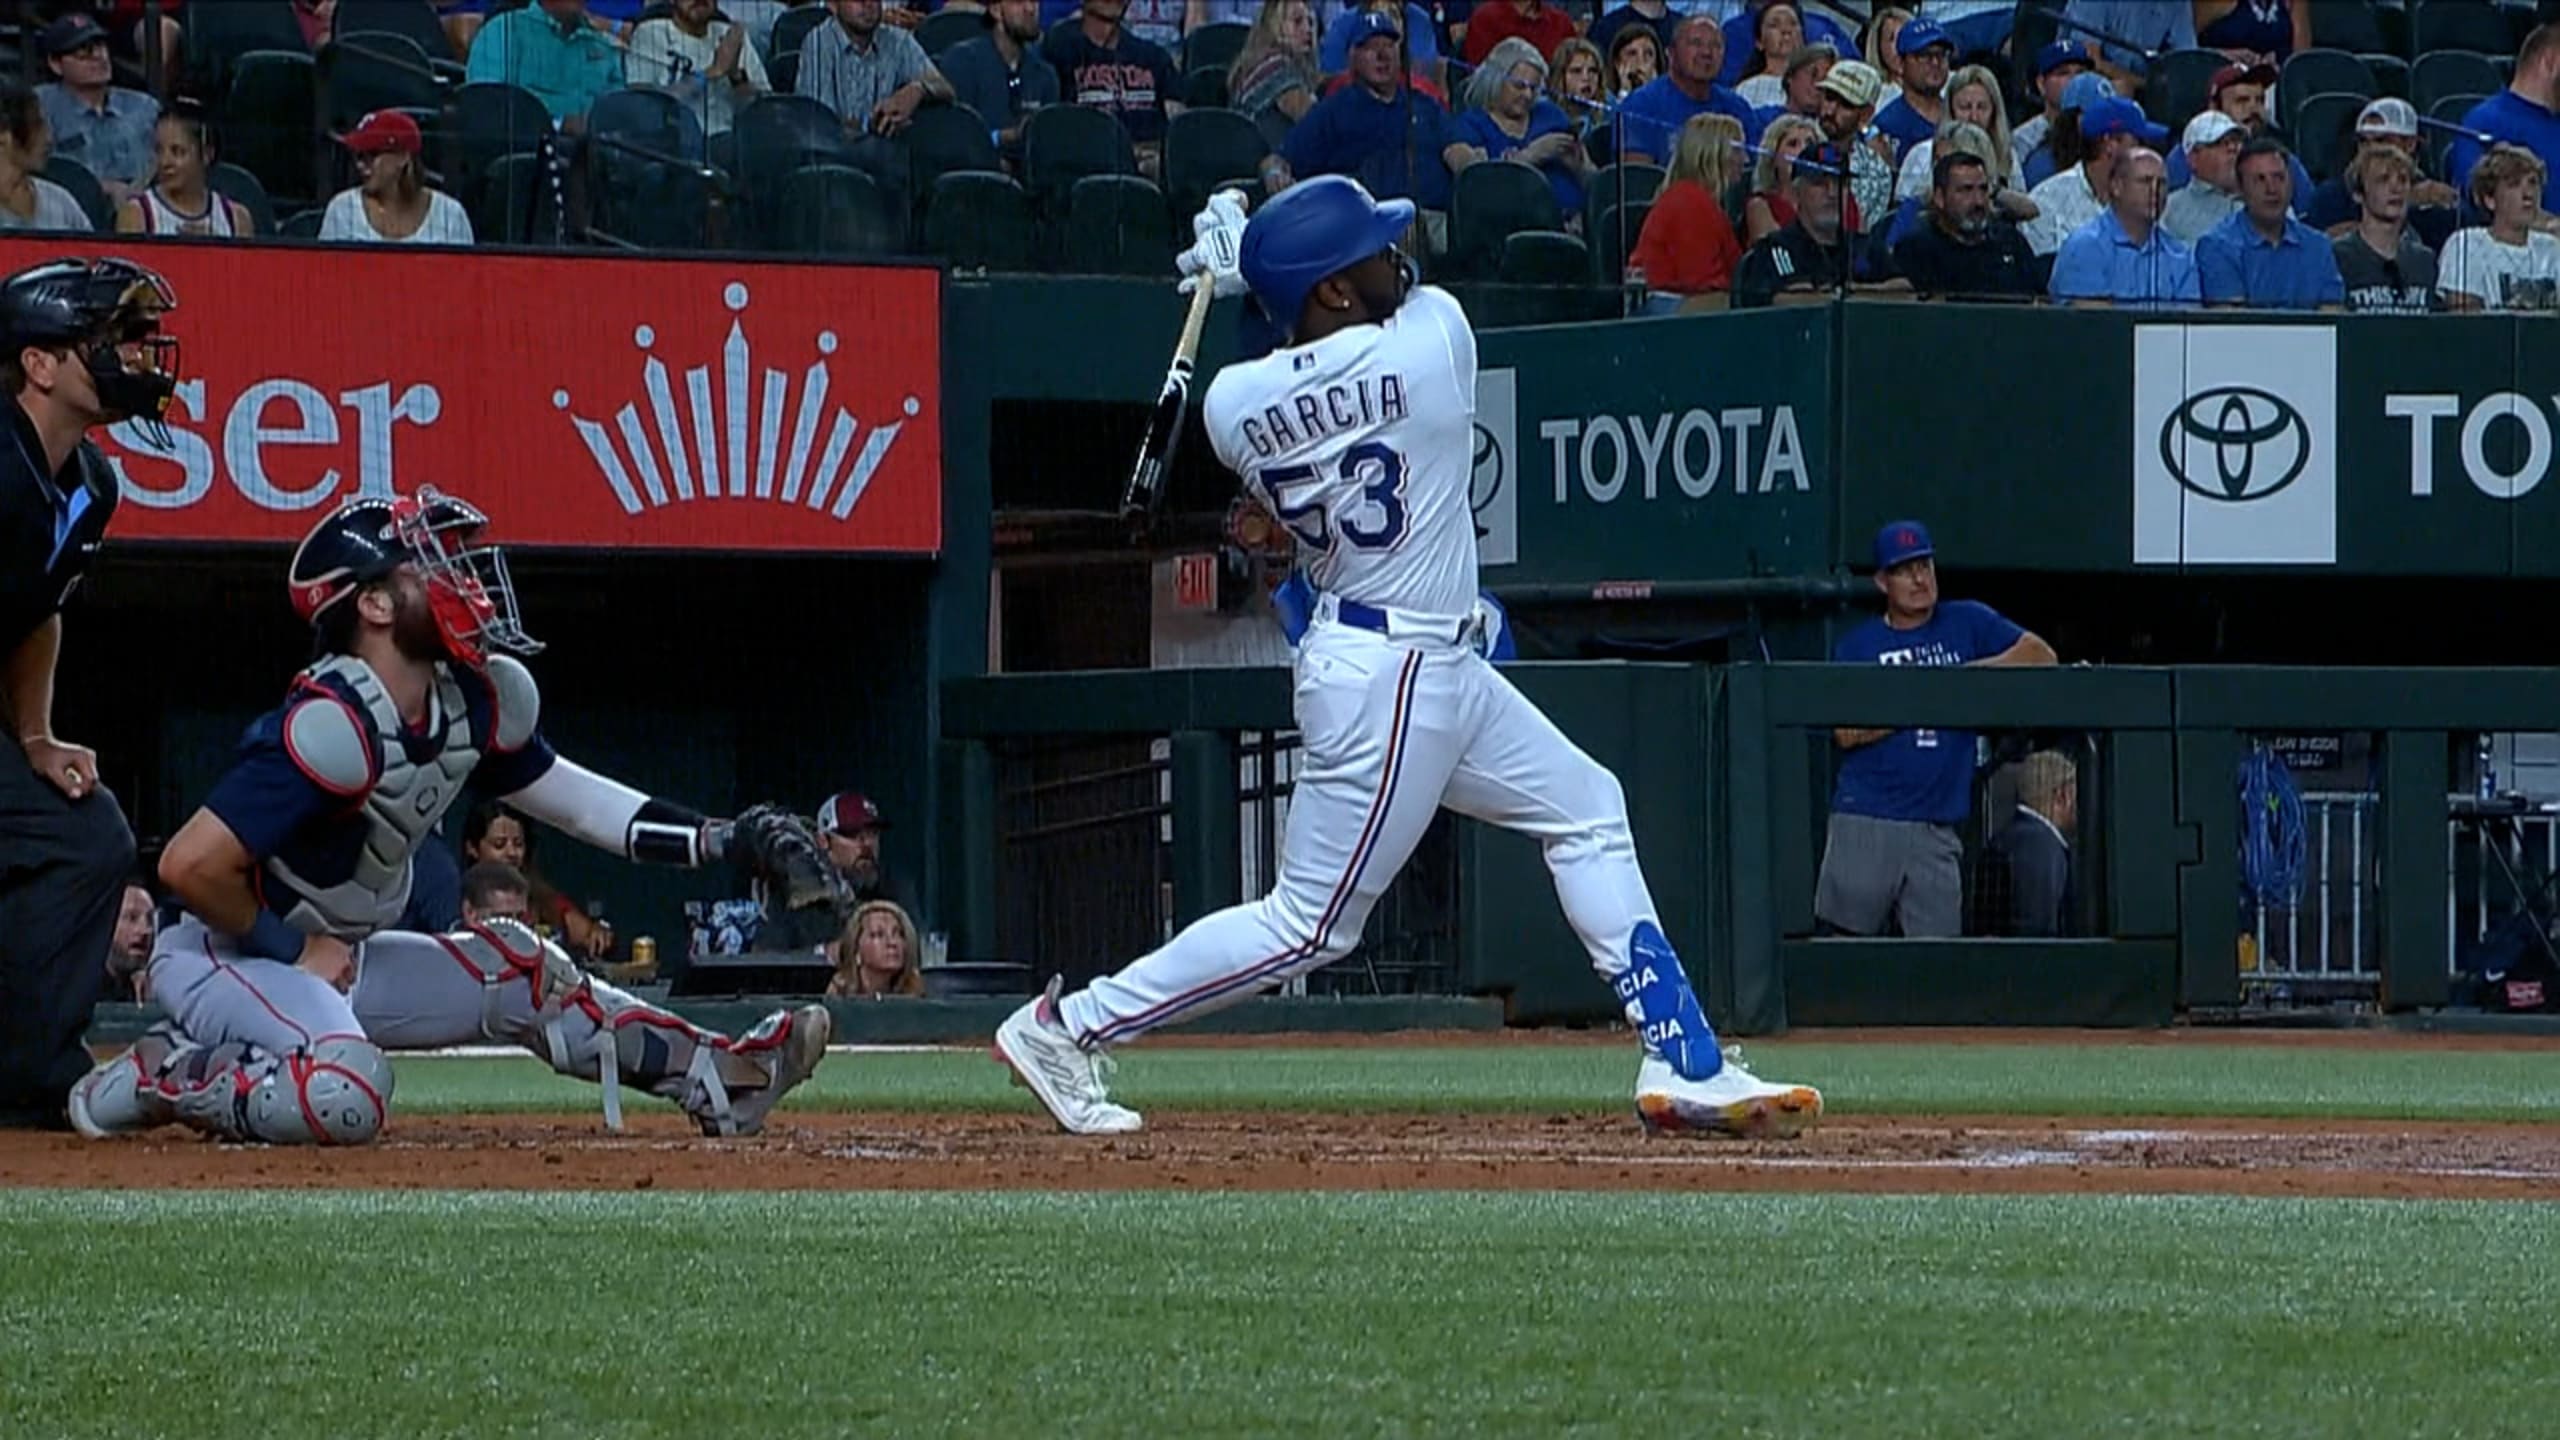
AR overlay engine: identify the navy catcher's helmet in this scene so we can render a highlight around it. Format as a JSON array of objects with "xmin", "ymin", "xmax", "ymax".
[
  {"xmin": 1238, "ymin": 176, "xmax": 1415, "ymax": 343},
  {"xmin": 0, "ymin": 255, "xmax": 179, "ymax": 427},
  {"xmin": 288, "ymin": 487, "xmax": 541, "ymax": 668}
]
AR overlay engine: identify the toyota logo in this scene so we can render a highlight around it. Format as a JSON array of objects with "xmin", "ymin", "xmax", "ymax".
[
  {"xmin": 2159, "ymin": 385, "xmax": 2310, "ymax": 502},
  {"xmin": 1469, "ymin": 421, "xmax": 1504, "ymax": 515}
]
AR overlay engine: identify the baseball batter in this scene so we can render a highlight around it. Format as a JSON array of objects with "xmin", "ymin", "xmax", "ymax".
[
  {"xmin": 996, "ymin": 179, "xmax": 1822, "ymax": 1138},
  {"xmin": 68, "ymin": 488, "xmax": 830, "ymax": 1143}
]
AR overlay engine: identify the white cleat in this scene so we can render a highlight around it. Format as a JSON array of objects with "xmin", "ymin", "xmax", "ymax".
[
  {"xmin": 1634, "ymin": 1053, "xmax": 1822, "ymax": 1139},
  {"xmin": 994, "ymin": 978, "xmax": 1144, "ymax": 1136},
  {"xmin": 65, "ymin": 1046, "xmax": 174, "ymax": 1140}
]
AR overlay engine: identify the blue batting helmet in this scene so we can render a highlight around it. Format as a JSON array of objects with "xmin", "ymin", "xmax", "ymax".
[{"xmin": 1238, "ymin": 176, "xmax": 1414, "ymax": 342}]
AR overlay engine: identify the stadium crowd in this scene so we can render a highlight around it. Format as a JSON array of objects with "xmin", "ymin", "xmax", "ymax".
[{"xmin": 1, "ymin": 0, "xmax": 2557, "ymax": 309}]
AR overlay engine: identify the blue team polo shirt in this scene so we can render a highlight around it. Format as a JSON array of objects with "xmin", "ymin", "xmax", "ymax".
[
  {"xmin": 2049, "ymin": 210, "xmax": 2202, "ymax": 306},
  {"xmin": 2195, "ymin": 210, "xmax": 2345, "ymax": 308},
  {"xmin": 2448, "ymin": 90, "xmax": 2560, "ymax": 217},
  {"xmin": 1830, "ymin": 599, "xmax": 2025, "ymax": 826},
  {"xmin": 1872, "ymin": 93, "xmax": 1940, "ymax": 164},
  {"xmin": 1284, "ymin": 83, "xmax": 1462, "ymax": 209},
  {"xmin": 1615, "ymin": 75, "xmax": 1763, "ymax": 165},
  {"xmin": 1456, "ymin": 100, "xmax": 1584, "ymax": 215}
]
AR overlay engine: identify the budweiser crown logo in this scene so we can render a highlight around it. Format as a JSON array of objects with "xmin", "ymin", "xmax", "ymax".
[{"xmin": 552, "ymin": 282, "xmax": 923, "ymax": 521}]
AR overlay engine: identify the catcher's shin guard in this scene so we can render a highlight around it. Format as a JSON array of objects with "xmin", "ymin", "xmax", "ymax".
[{"xmin": 151, "ymin": 1035, "xmax": 393, "ymax": 1145}]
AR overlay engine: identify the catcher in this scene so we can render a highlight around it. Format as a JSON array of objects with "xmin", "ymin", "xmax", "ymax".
[{"xmin": 68, "ymin": 487, "xmax": 835, "ymax": 1143}]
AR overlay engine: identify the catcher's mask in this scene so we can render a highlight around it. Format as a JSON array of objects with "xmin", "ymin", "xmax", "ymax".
[
  {"xmin": 288, "ymin": 486, "xmax": 541, "ymax": 669},
  {"xmin": 0, "ymin": 256, "xmax": 180, "ymax": 443}
]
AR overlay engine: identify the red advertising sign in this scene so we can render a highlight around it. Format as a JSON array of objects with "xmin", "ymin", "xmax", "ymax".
[{"xmin": 0, "ymin": 239, "xmax": 941, "ymax": 553}]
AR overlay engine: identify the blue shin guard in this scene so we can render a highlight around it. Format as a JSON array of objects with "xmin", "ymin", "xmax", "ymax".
[{"xmin": 1611, "ymin": 922, "xmax": 1723, "ymax": 1080}]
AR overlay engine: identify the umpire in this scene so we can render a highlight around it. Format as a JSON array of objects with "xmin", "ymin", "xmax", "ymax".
[{"xmin": 0, "ymin": 256, "xmax": 179, "ymax": 1129}]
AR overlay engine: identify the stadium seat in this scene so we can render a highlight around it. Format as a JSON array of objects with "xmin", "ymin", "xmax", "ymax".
[
  {"xmin": 221, "ymin": 49, "xmax": 320, "ymax": 208},
  {"xmin": 925, "ymin": 170, "xmax": 1038, "ymax": 270},
  {"xmin": 773, "ymin": 3, "xmax": 832, "ymax": 63},
  {"xmin": 470, "ymin": 150, "xmax": 559, "ymax": 244},
  {"xmin": 900, "ymin": 101, "xmax": 1001, "ymax": 219},
  {"xmin": 1590, "ymin": 200, "xmax": 1650, "ymax": 285},
  {"xmin": 589, "ymin": 86, "xmax": 709, "ymax": 165},
  {"xmin": 2291, "ymin": 92, "xmax": 2368, "ymax": 182},
  {"xmin": 211, "ymin": 162, "xmax": 279, "ymax": 234},
  {"xmin": 769, "ymin": 164, "xmax": 904, "ymax": 256},
  {"xmin": 40, "ymin": 156, "xmax": 110, "ymax": 231},
  {"xmin": 1497, "ymin": 230, "xmax": 1590, "ymax": 285},
  {"xmin": 1448, "ymin": 160, "xmax": 1560, "ymax": 280},
  {"xmin": 1182, "ymin": 21, "xmax": 1250, "ymax": 74},
  {"xmin": 441, "ymin": 82, "xmax": 552, "ymax": 203},
  {"xmin": 1163, "ymin": 108, "xmax": 1267, "ymax": 232},
  {"xmin": 2413, "ymin": 51, "xmax": 2506, "ymax": 115},
  {"xmin": 2426, "ymin": 92, "xmax": 2491, "ymax": 179},
  {"xmin": 585, "ymin": 90, "xmax": 716, "ymax": 248},
  {"xmin": 1062, "ymin": 173, "xmax": 1175, "ymax": 275},
  {"xmin": 191, "ymin": 0, "xmax": 307, "ymax": 99},
  {"xmin": 2411, "ymin": 0, "xmax": 2517, "ymax": 55},
  {"xmin": 277, "ymin": 207, "xmax": 327, "ymax": 238},
  {"xmin": 2277, "ymin": 49, "xmax": 2375, "ymax": 136},
  {"xmin": 2145, "ymin": 48, "xmax": 2231, "ymax": 132},
  {"xmin": 2310, "ymin": 0, "xmax": 2393, "ymax": 53},
  {"xmin": 2362, "ymin": 53, "xmax": 2410, "ymax": 99},
  {"xmin": 1183, "ymin": 65, "xmax": 1231, "ymax": 110},
  {"xmin": 336, "ymin": 0, "xmax": 459, "ymax": 62},
  {"xmin": 320, "ymin": 32, "xmax": 447, "ymax": 133},
  {"xmin": 917, "ymin": 8, "xmax": 987, "ymax": 56},
  {"xmin": 730, "ymin": 92, "xmax": 855, "ymax": 238},
  {"xmin": 1023, "ymin": 104, "xmax": 1136, "ymax": 216},
  {"xmin": 1582, "ymin": 162, "xmax": 1663, "ymax": 240}
]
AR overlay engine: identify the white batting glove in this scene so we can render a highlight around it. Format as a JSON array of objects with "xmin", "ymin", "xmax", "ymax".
[{"xmin": 1176, "ymin": 188, "xmax": 1251, "ymax": 299}]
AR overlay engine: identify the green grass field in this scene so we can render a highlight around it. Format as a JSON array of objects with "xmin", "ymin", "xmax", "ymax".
[
  {"xmin": 9, "ymin": 1039, "xmax": 2556, "ymax": 1438},
  {"xmin": 387, "ymin": 1038, "xmax": 2560, "ymax": 1122},
  {"xmin": 2, "ymin": 1190, "xmax": 2553, "ymax": 1439}
]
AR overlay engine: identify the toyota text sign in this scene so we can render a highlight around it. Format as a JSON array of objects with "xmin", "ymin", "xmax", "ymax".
[{"xmin": 0, "ymin": 239, "xmax": 942, "ymax": 553}]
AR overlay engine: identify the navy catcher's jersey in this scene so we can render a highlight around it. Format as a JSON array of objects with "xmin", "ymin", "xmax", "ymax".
[{"xmin": 203, "ymin": 661, "xmax": 558, "ymax": 943}]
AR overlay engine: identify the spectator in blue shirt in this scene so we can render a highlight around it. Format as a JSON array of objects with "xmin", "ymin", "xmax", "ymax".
[
  {"xmin": 1871, "ymin": 16, "xmax": 1952, "ymax": 163},
  {"xmin": 2060, "ymin": 0, "xmax": 2195, "ymax": 96},
  {"xmin": 2049, "ymin": 145, "xmax": 2202, "ymax": 306},
  {"xmin": 1455, "ymin": 38, "xmax": 1591, "ymax": 217},
  {"xmin": 1277, "ymin": 14, "xmax": 1482, "ymax": 231},
  {"xmin": 2196, "ymin": 138, "xmax": 2344, "ymax": 308},
  {"xmin": 2448, "ymin": 25, "xmax": 2560, "ymax": 226},
  {"xmin": 1817, "ymin": 521, "xmax": 2054, "ymax": 938},
  {"xmin": 1320, "ymin": 1, "xmax": 1441, "ymax": 74},
  {"xmin": 464, "ymin": 0, "xmax": 626, "ymax": 128},
  {"xmin": 1619, "ymin": 13, "xmax": 1763, "ymax": 164}
]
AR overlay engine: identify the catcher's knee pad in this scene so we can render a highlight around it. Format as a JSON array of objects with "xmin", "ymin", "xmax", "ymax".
[
  {"xmin": 171, "ymin": 1036, "xmax": 395, "ymax": 1145},
  {"xmin": 441, "ymin": 917, "xmax": 581, "ymax": 1041}
]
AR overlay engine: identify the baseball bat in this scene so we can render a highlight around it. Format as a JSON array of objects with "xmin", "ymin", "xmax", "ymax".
[{"xmin": 1121, "ymin": 277, "xmax": 1219, "ymax": 522}]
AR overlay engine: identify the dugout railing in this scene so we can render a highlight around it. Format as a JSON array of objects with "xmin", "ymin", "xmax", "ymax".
[{"xmin": 944, "ymin": 662, "xmax": 2560, "ymax": 1032}]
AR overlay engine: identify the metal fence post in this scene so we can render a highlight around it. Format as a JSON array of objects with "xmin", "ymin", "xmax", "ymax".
[
  {"xmin": 1170, "ymin": 729, "xmax": 1240, "ymax": 930},
  {"xmin": 2379, "ymin": 730, "xmax": 2452, "ymax": 1009}
]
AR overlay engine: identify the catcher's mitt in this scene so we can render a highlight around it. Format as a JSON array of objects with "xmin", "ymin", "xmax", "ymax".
[{"xmin": 728, "ymin": 802, "xmax": 843, "ymax": 912}]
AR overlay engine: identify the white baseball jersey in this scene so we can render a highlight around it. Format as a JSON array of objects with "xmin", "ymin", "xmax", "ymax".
[{"xmin": 1203, "ymin": 284, "xmax": 1479, "ymax": 622}]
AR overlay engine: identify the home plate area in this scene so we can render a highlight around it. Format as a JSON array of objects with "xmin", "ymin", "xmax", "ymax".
[{"xmin": 5, "ymin": 1111, "xmax": 2553, "ymax": 1199}]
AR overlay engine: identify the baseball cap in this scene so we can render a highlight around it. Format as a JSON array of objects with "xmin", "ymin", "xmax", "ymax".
[
  {"xmin": 2210, "ymin": 60, "xmax": 2277, "ymax": 99},
  {"xmin": 1817, "ymin": 59, "xmax": 1883, "ymax": 109},
  {"xmin": 337, "ymin": 109, "xmax": 424, "ymax": 157},
  {"xmin": 817, "ymin": 791, "xmax": 888, "ymax": 835},
  {"xmin": 2035, "ymin": 40, "xmax": 2091, "ymax": 78},
  {"xmin": 2356, "ymin": 96, "xmax": 2419, "ymax": 138},
  {"xmin": 1874, "ymin": 520, "xmax": 1934, "ymax": 571},
  {"xmin": 2182, "ymin": 109, "xmax": 2243, "ymax": 153},
  {"xmin": 2059, "ymin": 71, "xmax": 2114, "ymax": 113},
  {"xmin": 42, "ymin": 13, "xmax": 107, "ymax": 55},
  {"xmin": 1895, "ymin": 17, "xmax": 1954, "ymax": 55},
  {"xmin": 1347, "ymin": 11, "xmax": 1399, "ymax": 48},
  {"xmin": 2083, "ymin": 95, "xmax": 2168, "ymax": 148},
  {"xmin": 1797, "ymin": 143, "xmax": 1851, "ymax": 180}
]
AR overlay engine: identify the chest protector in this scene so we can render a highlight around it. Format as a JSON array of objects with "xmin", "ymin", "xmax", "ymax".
[{"xmin": 266, "ymin": 657, "xmax": 481, "ymax": 937}]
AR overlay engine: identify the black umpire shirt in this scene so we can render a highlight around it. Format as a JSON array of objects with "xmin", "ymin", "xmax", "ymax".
[
  {"xmin": 0, "ymin": 391, "xmax": 117, "ymax": 660},
  {"xmin": 1733, "ymin": 221, "xmax": 1855, "ymax": 308},
  {"xmin": 1893, "ymin": 214, "xmax": 2046, "ymax": 300}
]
